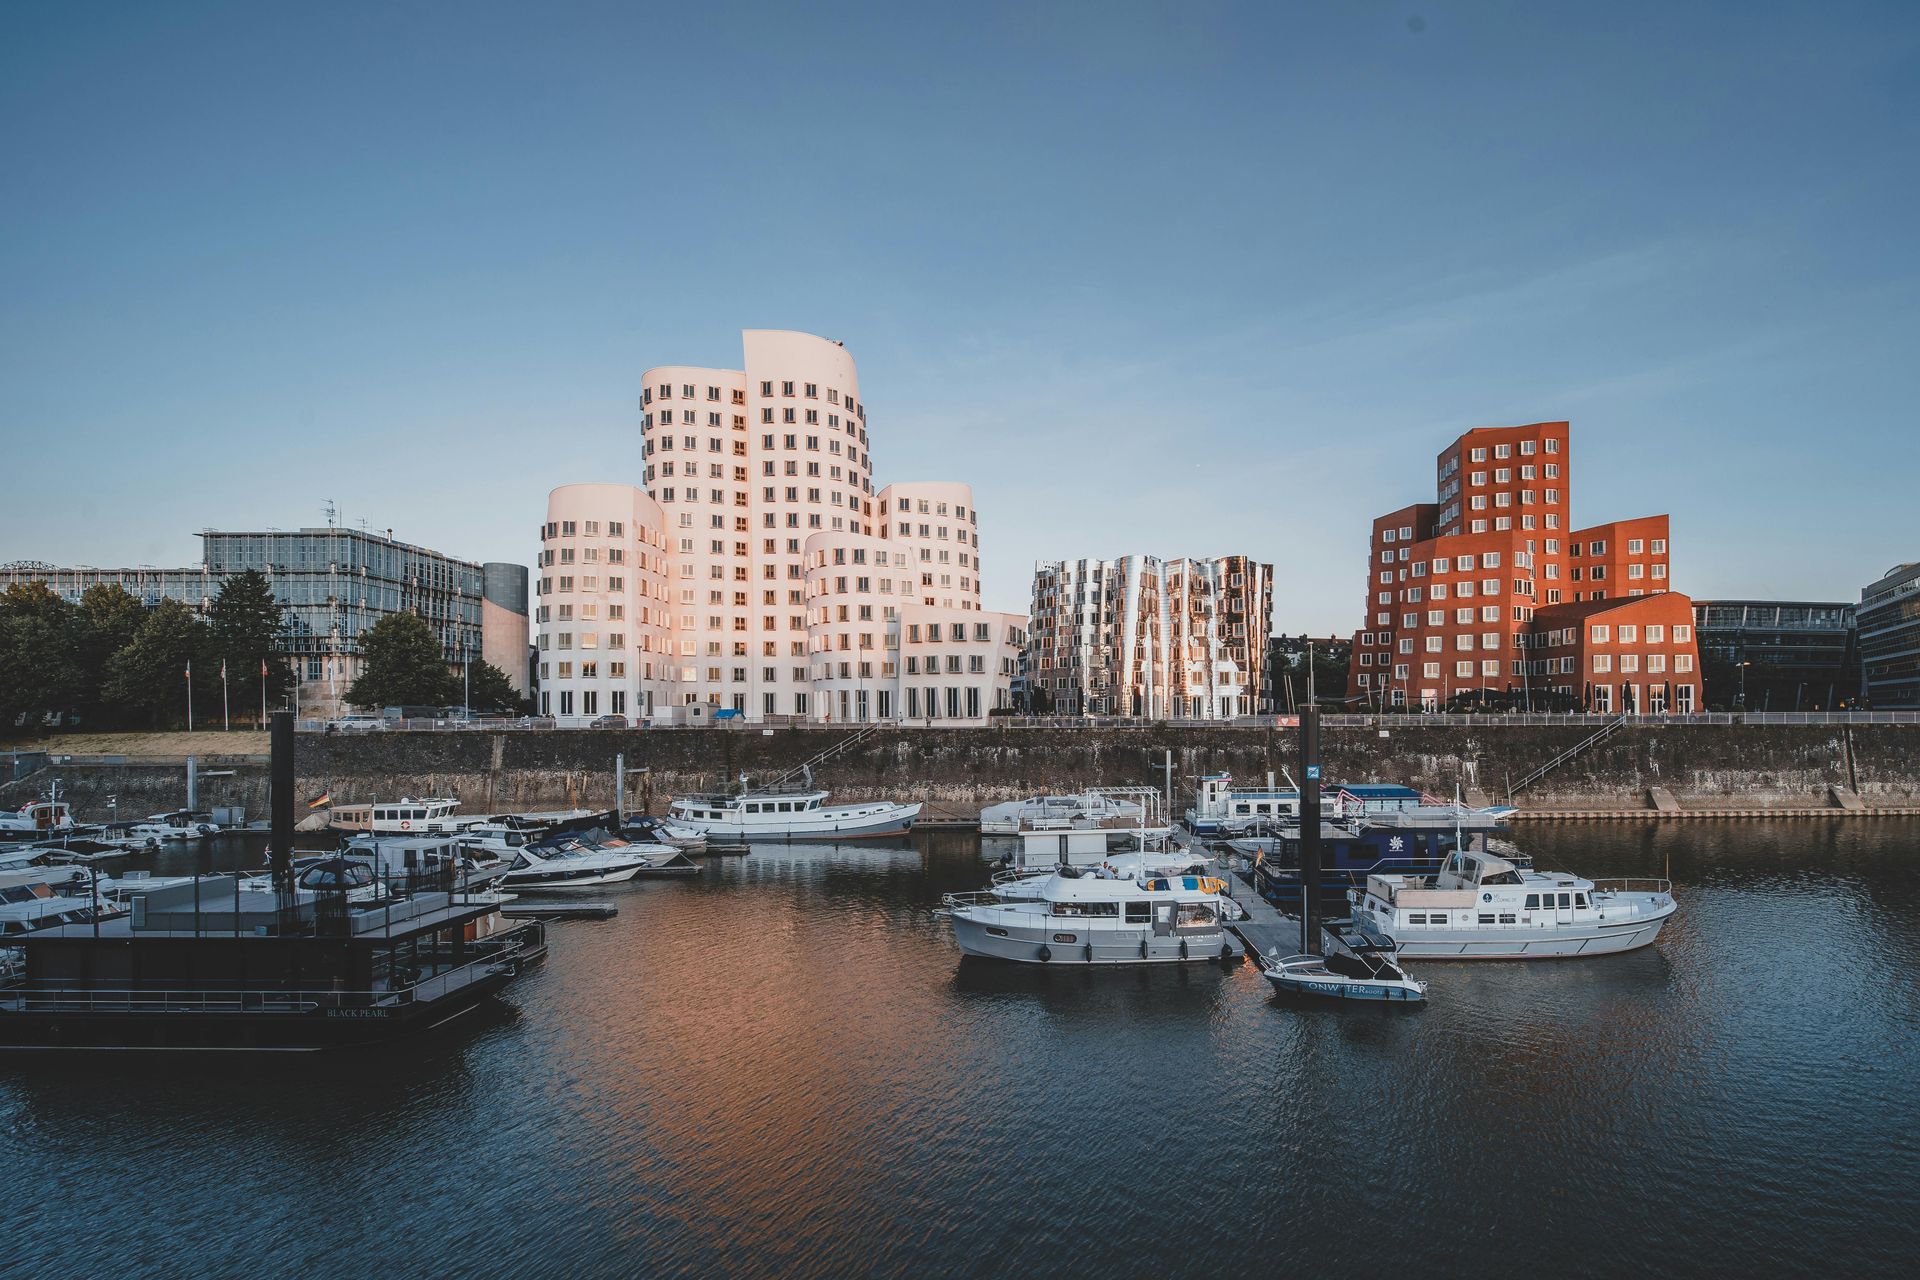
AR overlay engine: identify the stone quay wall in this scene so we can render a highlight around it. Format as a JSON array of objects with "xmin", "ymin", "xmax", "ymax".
[{"xmin": 6, "ymin": 724, "xmax": 1917, "ymax": 822}]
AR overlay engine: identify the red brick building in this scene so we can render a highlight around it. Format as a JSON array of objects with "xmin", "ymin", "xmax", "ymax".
[
  {"xmin": 1530, "ymin": 593, "xmax": 1701, "ymax": 714},
  {"xmin": 1347, "ymin": 421, "xmax": 1700, "ymax": 711}
]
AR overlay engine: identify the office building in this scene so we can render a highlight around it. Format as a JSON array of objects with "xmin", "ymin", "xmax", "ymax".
[
  {"xmin": 1858, "ymin": 563, "xmax": 1920, "ymax": 708},
  {"xmin": 2, "ymin": 528, "xmax": 529, "ymax": 719},
  {"xmin": 1692, "ymin": 600, "xmax": 1861, "ymax": 710}
]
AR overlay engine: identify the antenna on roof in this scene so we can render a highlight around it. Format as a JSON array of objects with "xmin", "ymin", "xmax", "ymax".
[{"xmin": 323, "ymin": 500, "xmax": 337, "ymax": 529}]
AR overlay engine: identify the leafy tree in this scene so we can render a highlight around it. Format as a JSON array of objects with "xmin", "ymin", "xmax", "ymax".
[
  {"xmin": 73, "ymin": 583, "xmax": 147, "ymax": 727},
  {"xmin": 0, "ymin": 582, "xmax": 85, "ymax": 731},
  {"xmin": 104, "ymin": 599, "xmax": 211, "ymax": 728},
  {"xmin": 345, "ymin": 611, "xmax": 459, "ymax": 709},
  {"xmin": 462, "ymin": 658, "xmax": 525, "ymax": 714},
  {"xmin": 207, "ymin": 569, "xmax": 294, "ymax": 724}
]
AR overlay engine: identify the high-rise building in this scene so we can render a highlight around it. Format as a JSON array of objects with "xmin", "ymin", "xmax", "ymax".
[
  {"xmin": 534, "ymin": 330, "xmax": 1022, "ymax": 724},
  {"xmin": 1347, "ymin": 422, "xmax": 1700, "ymax": 712},
  {"xmin": 1027, "ymin": 554, "xmax": 1272, "ymax": 718},
  {"xmin": 1858, "ymin": 562, "xmax": 1920, "ymax": 708}
]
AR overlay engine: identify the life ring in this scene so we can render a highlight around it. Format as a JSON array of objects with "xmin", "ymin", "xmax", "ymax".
[{"xmin": 401, "ymin": 820, "xmax": 412, "ymax": 830}]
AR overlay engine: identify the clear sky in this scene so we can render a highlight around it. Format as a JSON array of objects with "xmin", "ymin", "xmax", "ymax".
[{"xmin": 3, "ymin": 1, "xmax": 1915, "ymax": 631}]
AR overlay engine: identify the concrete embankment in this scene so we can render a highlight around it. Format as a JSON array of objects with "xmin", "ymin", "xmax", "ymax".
[{"xmin": 5, "ymin": 723, "xmax": 1917, "ymax": 823}]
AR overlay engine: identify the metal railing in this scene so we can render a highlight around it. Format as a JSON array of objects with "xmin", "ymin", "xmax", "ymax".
[
  {"xmin": 0, "ymin": 954, "xmax": 514, "ymax": 1014},
  {"xmin": 1588, "ymin": 877, "xmax": 1673, "ymax": 895}
]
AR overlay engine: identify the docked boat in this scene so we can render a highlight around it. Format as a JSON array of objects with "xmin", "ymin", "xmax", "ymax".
[
  {"xmin": 0, "ymin": 798, "xmax": 98, "ymax": 843},
  {"xmin": 328, "ymin": 798, "xmax": 477, "ymax": 835},
  {"xmin": 979, "ymin": 791, "xmax": 1146, "ymax": 836},
  {"xmin": 1352, "ymin": 849, "xmax": 1677, "ymax": 959},
  {"xmin": 1245, "ymin": 807, "xmax": 1526, "ymax": 902},
  {"xmin": 341, "ymin": 833, "xmax": 514, "ymax": 892},
  {"xmin": 0, "ymin": 881, "xmax": 126, "ymax": 940},
  {"xmin": 1261, "ymin": 921, "xmax": 1427, "ymax": 1002},
  {"xmin": 619, "ymin": 814, "xmax": 708, "ymax": 850},
  {"xmin": 498, "ymin": 834, "xmax": 686, "ymax": 890},
  {"xmin": 986, "ymin": 848, "xmax": 1216, "ymax": 904},
  {"xmin": 128, "ymin": 811, "xmax": 219, "ymax": 842},
  {"xmin": 1184, "ymin": 773, "xmax": 1301, "ymax": 836},
  {"xmin": 943, "ymin": 865, "xmax": 1238, "ymax": 965},
  {"xmin": 666, "ymin": 788, "xmax": 919, "ymax": 841}
]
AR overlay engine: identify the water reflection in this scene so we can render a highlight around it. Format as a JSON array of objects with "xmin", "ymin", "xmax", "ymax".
[{"xmin": 1, "ymin": 821, "xmax": 1916, "ymax": 1277}]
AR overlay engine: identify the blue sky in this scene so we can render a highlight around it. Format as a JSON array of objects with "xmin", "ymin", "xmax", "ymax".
[{"xmin": 3, "ymin": 1, "xmax": 1915, "ymax": 631}]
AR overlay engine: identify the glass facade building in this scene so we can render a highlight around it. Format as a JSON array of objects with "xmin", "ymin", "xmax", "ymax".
[
  {"xmin": 1692, "ymin": 600, "xmax": 1862, "ymax": 711},
  {"xmin": 1859, "ymin": 564, "xmax": 1920, "ymax": 709}
]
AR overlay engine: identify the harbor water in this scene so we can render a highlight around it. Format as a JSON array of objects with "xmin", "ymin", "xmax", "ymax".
[{"xmin": 2, "ymin": 819, "xmax": 1917, "ymax": 1277}]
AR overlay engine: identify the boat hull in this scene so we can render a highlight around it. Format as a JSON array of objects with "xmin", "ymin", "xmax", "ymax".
[
  {"xmin": 0, "ymin": 968, "xmax": 517, "ymax": 1052},
  {"xmin": 500, "ymin": 864, "xmax": 643, "ymax": 890},
  {"xmin": 949, "ymin": 911, "xmax": 1234, "ymax": 966},
  {"xmin": 1391, "ymin": 909, "xmax": 1674, "ymax": 959},
  {"xmin": 672, "ymin": 802, "xmax": 921, "ymax": 842},
  {"xmin": 1262, "ymin": 961, "xmax": 1425, "ymax": 1001}
]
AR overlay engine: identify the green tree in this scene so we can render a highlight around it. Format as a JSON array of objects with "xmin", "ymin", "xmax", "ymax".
[
  {"xmin": 72, "ymin": 583, "xmax": 148, "ymax": 727},
  {"xmin": 0, "ymin": 582, "xmax": 85, "ymax": 731},
  {"xmin": 345, "ymin": 612, "xmax": 459, "ymax": 710},
  {"xmin": 104, "ymin": 599, "xmax": 211, "ymax": 728},
  {"xmin": 207, "ymin": 569, "xmax": 294, "ymax": 724},
  {"xmin": 462, "ymin": 658, "xmax": 525, "ymax": 714}
]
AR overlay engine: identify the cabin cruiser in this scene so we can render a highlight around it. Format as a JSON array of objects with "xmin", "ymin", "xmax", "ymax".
[
  {"xmin": 128, "ymin": 811, "xmax": 219, "ymax": 842},
  {"xmin": 328, "ymin": 798, "xmax": 476, "ymax": 835},
  {"xmin": 1261, "ymin": 922, "xmax": 1426, "ymax": 1002},
  {"xmin": 943, "ymin": 865, "xmax": 1238, "ymax": 965},
  {"xmin": 979, "ymin": 792, "xmax": 1146, "ymax": 836},
  {"xmin": 667, "ymin": 788, "xmax": 919, "ymax": 841},
  {"xmin": 1245, "ymin": 808, "xmax": 1527, "ymax": 901},
  {"xmin": 619, "ymin": 814, "xmax": 708, "ymax": 850},
  {"xmin": 1352, "ymin": 850, "xmax": 1677, "ymax": 959},
  {"xmin": 1185, "ymin": 774, "xmax": 1303, "ymax": 835},
  {"xmin": 14, "ymin": 837, "xmax": 145, "ymax": 864},
  {"xmin": 0, "ymin": 881, "xmax": 127, "ymax": 939},
  {"xmin": 0, "ymin": 799, "xmax": 98, "ymax": 843},
  {"xmin": 499, "ymin": 834, "xmax": 688, "ymax": 890},
  {"xmin": 341, "ymin": 833, "xmax": 513, "ymax": 892},
  {"xmin": 986, "ymin": 849, "xmax": 1217, "ymax": 904}
]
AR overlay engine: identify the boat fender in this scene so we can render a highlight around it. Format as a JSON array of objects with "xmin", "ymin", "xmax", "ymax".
[
  {"xmin": 1141, "ymin": 939, "xmax": 1150, "ymax": 959},
  {"xmin": 1179, "ymin": 938, "xmax": 1189, "ymax": 959},
  {"xmin": 1084, "ymin": 941, "xmax": 1093, "ymax": 963},
  {"xmin": 1037, "ymin": 944, "xmax": 1052, "ymax": 963},
  {"xmin": 1219, "ymin": 942, "xmax": 1233, "ymax": 962}
]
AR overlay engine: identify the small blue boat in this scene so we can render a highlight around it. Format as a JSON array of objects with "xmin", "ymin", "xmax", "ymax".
[{"xmin": 1261, "ymin": 921, "xmax": 1426, "ymax": 1002}]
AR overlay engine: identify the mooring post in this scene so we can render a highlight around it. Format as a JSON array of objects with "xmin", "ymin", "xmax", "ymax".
[{"xmin": 1300, "ymin": 706, "xmax": 1322, "ymax": 955}]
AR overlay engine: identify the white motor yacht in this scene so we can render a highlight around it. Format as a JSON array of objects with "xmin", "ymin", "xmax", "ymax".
[
  {"xmin": 328, "ymin": 798, "xmax": 477, "ymax": 835},
  {"xmin": 667, "ymin": 788, "xmax": 919, "ymax": 841},
  {"xmin": 1353, "ymin": 849, "xmax": 1677, "ymax": 959},
  {"xmin": 979, "ymin": 792, "xmax": 1146, "ymax": 836},
  {"xmin": 128, "ymin": 811, "xmax": 219, "ymax": 842},
  {"xmin": 0, "ymin": 799, "xmax": 82, "ymax": 842},
  {"xmin": 943, "ymin": 866, "xmax": 1238, "ymax": 965},
  {"xmin": 499, "ymin": 835, "xmax": 684, "ymax": 890},
  {"xmin": 0, "ymin": 881, "xmax": 127, "ymax": 939}
]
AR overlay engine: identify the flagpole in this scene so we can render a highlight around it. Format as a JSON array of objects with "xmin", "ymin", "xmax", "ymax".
[
  {"xmin": 222, "ymin": 660, "xmax": 230, "ymax": 732},
  {"xmin": 261, "ymin": 659, "xmax": 268, "ymax": 728},
  {"xmin": 186, "ymin": 659, "xmax": 194, "ymax": 733}
]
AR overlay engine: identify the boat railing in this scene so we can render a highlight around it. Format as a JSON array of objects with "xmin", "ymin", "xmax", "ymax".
[
  {"xmin": 941, "ymin": 890, "xmax": 1003, "ymax": 910},
  {"xmin": 1588, "ymin": 877, "xmax": 1673, "ymax": 896},
  {"xmin": 0, "ymin": 950, "xmax": 524, "ymax": 1015}
]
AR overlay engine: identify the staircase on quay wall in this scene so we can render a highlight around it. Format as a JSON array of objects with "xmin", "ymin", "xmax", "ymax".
[
  {"xmin": 761, "ymin": 721, "xmax": 885, "ymax": 791},
  {"xmin": 1505, "ymin": 715, "xmax": 1631, "ymax": 802}
]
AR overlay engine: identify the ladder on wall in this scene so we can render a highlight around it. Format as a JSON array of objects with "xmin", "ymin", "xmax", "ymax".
[{"xmin": 1506, "ymin": 715, "xmax": 1630, "ymax": 800}]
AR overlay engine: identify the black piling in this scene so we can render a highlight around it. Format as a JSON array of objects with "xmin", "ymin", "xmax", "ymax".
[
  {"xmin": 1299, "ymin": 706, "xmax": 1322, "ymax": 955},
  {"xmin": 270, "ymin": 709, "xmax": 294, "ymax": 898}
]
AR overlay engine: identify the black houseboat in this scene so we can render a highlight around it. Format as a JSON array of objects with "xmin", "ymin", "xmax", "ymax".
[{"xmin": 0, "ymin": 712, "xmax": 544, "ymax": 1051}]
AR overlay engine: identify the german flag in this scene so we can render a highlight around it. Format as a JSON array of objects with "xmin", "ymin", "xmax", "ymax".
[{"xmin": 306, "ymin": 792, "xmax": 332, "ymax": 810}]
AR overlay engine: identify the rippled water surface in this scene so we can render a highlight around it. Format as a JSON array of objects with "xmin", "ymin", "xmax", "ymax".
[{"xmin": 3, "ymin": 820, "xmax": 1918, "ymax": 1278}]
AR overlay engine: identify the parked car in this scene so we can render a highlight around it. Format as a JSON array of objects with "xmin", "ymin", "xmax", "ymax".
[
  {"xmin": 324, "ymin": 715, "xmax": 386, "ymax": 733},
  {"xmin": 588, "ymin": 714, "xmax": 630, "ymax": 730}
]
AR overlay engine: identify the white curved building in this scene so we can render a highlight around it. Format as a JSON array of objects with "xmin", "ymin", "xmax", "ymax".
[
  {"xmin": 537, "ymin": 329, "xmax": 1015, "ymax": 725},
  {"xmin": 535, "ymin": 483, "xmax": 675, "ymax": 722}
]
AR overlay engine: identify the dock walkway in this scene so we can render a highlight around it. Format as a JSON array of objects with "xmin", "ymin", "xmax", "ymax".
[{"xmin": 1222, "ymin": 859, "xmax": 1301, "ymax": 961}]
